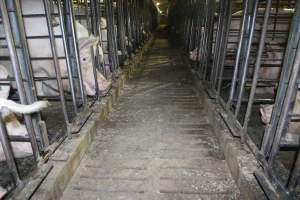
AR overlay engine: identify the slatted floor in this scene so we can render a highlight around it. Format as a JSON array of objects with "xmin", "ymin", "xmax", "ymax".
[{"xmin": 61, "ymin": 32, "xmax": 240, "ymax": 200}]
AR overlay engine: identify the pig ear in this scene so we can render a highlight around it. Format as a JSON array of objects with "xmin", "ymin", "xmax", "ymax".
[{"xmin": 78, "ymin": 36, "xmax": 100, "ymax": 50}]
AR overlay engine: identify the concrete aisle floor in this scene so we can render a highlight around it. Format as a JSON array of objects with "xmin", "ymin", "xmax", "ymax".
[{"xmin": 61, "ymin": 31, "xmax": 240, "ymax": 200}]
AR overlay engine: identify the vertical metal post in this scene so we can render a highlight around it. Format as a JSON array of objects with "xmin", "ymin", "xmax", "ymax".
[
  {"xmin": 188, "ymin": 1, "xmax": 197, "ymax": 53},
  {"xmin": 55, "ymin": 0, "xmax": 78, "ymax": 114},
  {"xmin": 90, "ymin": 0, "xmax": 100, "ymax": 98},
  {"xmin": 268, "ymin": 45, "xmax": 300, "ymax": 167},
  {"xmin": 287, "ymin": 151, "xmax": 300, "ymax": 197},
  {"xmin": 261, "ymin": 0, "xmax": 300, "ymax": 156},
  {"xmin": 227, "ymin": 0, "xmax": 250, "ymax": 109},
  {"xmin": 111, "ymin": 0, "xmax": 120, "ymax": 69},
  {"xmin": 43, "ymin": 0, "xmax": 71, "ymax": 137},
  {"xmin": 105, "ymin": 0, "xmax": 115, "ymax": 73},
  {"xmin": 203, "ymin": 0, "xmax": 216, "ymax": 80},
  {"xmin": 209, "ymin": 0, "xmax": 225, "ymax": 88},
  {"xmin": 243, "ymin": 0, "xmax": 273, "ymax": 132},
  {"xmin": 0, "ymin": 114, "xmax": 22, "ymax": 185},
  {"xmin": 124, "ymin": 0, "xmax": 133, "ymax": 55},
  {"xmin": 234, "ymin": 0, "xmax": 259, "ymax": 118},
  {"xmin": 105, "ymin": 0, "xmax": 119, "ymax": 74},
  {"xmin": 84, "ymin": 0, "xmax": 92, "ymax": 34},
  {"xmin": 64, "ymin": 0, "xmax": 87, "ymax": 106},
  {"xmin": 196, "ymin": 1, "xmax": 208, "ymax": 74},
  {"xmin": 12, "ymin": 0, "xmax": 50, "ymax": 150},
  {"xmin": 0, "ymin": 0, "xmax": 40, "ymax": 161},
  {"xmin": 216, "ymin": 0, "xmax": 233, "ymax": 99},
  {"xmin": 117, "ymin": 0, "xmax": 126, "ymax": 55},
  {"xmin": 130, "ymin": 0, "xmax": 137, "ymax": 49},
  {"xmin": 194, "ymin": 1, "xmax": 204, "ymax": 68}
]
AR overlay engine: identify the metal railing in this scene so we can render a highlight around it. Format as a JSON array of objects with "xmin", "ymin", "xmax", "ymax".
[
  {"xmin": 169, "ymin": 0, "xmax": 300, "ymax": 199},
  {"xmin": 0, "ymin": 0, "xmax": 157, "ymax": 197}
]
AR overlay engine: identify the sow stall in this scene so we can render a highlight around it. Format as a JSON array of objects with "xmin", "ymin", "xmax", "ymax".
[
  {"xmin": 0, "ymin": 0, "xmax": 157, "ymax": 198},
  {"xmin": 169, "ymin": 0, "xmax": 300, "ymax": 199}
]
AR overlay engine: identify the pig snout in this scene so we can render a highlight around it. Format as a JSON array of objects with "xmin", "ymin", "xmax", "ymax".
[
  {"xmin": 260, "ymin": 104, "xmax": 274, "ymax": 124},
  {"xmin": 81, "ymin": 62, "xmax": 111, "ymax": 96},
  {"xmin": 96, "ymin": 72, "xmax": 111, "ymax": 92},
  {"xmin": 0, "ymin": 186, "xmax": 6, "ymax": 199},
  {"xmin": 189, "ymin": 48, "xmax": 201, "ymax": 61},
  {"xmin": 79, "ymin": 38, "xmax": 111, "ymax": 95}
]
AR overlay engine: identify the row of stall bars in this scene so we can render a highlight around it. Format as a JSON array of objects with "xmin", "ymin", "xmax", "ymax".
[
  {"xmin": 169, "ymin": 0, "xmax": 300, "ymax": 199},
  {"xmin": 0, "ymin": 0, "xmax": 158, "ymax": 197}
]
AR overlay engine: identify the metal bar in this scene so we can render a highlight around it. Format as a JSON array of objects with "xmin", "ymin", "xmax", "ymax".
[
  {"xmin": 287, "ymin": 150, "xmax": 300, "ymax": 196},
  {"xmin": 243, "ymin": 0, "xmax": 273, "ymax": 132},
  {"xmin": 261, "ymin": 0, "xmax": 300, "ymax": 156},
  {"xmin": 0, "ymin": 0, "xmax": 40, "ymax": 161},
  {"xmin": 117, "ymin": 0, "xmax": 126, "ymax": 55},
  {"xmin": 105, "ymin": 0, "xmax": 119, "ymax": 74},
  {"xmin": 261, "ymin": 2, "xmax": 300, "ymax": 194},
  {"xmin": 0, "ymin": 114, "xmax": 22, "ymax": 185},
  {"xmin": 14, "ymin": 0, "xmax": 50, "ymax": 150},
  {"xmin": 111, "ymin": 0, "xmax": 120, "ymax": 70},
  {"xmin": 209, "ymin": 0, "xmax": 225, "ymax": 88},
  {"xmin": 199, "ymin": 0, "xmax": 210, "ymax": 75},
  {"xmin": 234, "ymin": 0, "xmax": 259, "ymax": 117},
  {"xmin": 84, "ymin": 0, "xmax": 92, "ymax": 34},
  {"xmin": 106, "ymin": 0, "xmax": 116, "ymax": 73},
  {"xmin": 216, "ymin": 0, "xmax": 233, "ymax": 99},
  {"xmin": 227, "ymin": 0, "xmax": 250, "ymax": 109},
  {"xmin": 89, "ymin": 0, "xmax": 100, "ymax": 98},
  {"xmin": 43, "ymin": 0, "xmax": 71, "ymax": 137},
  {"xmin": 194, "ymin": 1, "xmax": 205, "ymax": 72},
  {"xmin": 123, "ymin": 0, "xmax": 133, "ymax": 55},
  {"xmin": 268, "ymin": 40, "xmax": 300, "ymax": 168},
  {"xmin": 65, "ymin": 0, "xmax": 87, "ymax": 106},
  {"xmin": 56, "ymin": 0, "xmax": 78, "ymax": 114},
  {"xmin": 203, "ymin": 0, "xmax": 216, "ymax": 80}
]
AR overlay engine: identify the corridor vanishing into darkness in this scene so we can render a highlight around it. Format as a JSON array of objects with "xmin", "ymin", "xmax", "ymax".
[
  {"xmin": 3, "ymin": 0, "xmax": 300, "ymax": 199},
  {"xmin": 61, "ymin": 29, "xmax": 240, "ymax": 200}
]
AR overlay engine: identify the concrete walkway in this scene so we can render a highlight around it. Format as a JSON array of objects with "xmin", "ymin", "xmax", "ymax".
[{"xmin": 61, "ymin": 32, "xmax": 240, "ymax": 200}]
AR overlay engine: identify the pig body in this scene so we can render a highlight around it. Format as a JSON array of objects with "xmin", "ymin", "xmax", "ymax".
[
  {"xmin": 189, "ymin": 48, "xmax": 200, "ymax": 61},
  {"xmin": 0, "ymin": 112, "xmax": 33, "ymax": 161},
  {"xmin": 0, "ymin": 0, "xmax": 108, "ymax": 161},
  {"xmin": 260, "ymin": 92, "xmax": 300, "ymax": 134},
  {"xmin": 99, "ymin": 17, "xmax": 125, "ymax": 75},
  {"xmin": 188, "ymin": 8, "xmax": 289, "ymax": 113},
  {"xmin": 189, "ymin": 8, "xmax": 292, "ymax": 62},
  {"xmin": 187, "ymin": 7, "xmax": 296, "ymax": 130},
  {"xmin": 0, "ymin": 65, "xmax": 49, "ymax": 161},
  {"xmin": 249, "ymin": 9, "xmax": 297, "ymax": 128},
  {"xmin": 0, "ymin": 0, "xmax": 110, "ymax": 96},
  {"xmin": 0, "ymin": 100, "xmax": 48, "ymax": 161},
  {"xmin": 0, "ymin": 186, "xmax": 6, "ymax": 199},
  {"xmin": 100, "ymin": 17, "xmax": 130, "ymax": 55}
]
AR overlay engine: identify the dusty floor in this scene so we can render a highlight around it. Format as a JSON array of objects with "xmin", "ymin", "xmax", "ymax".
[{"xmin": 61, "ymin": 31, "xmax": 240, "ymax": 200}]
